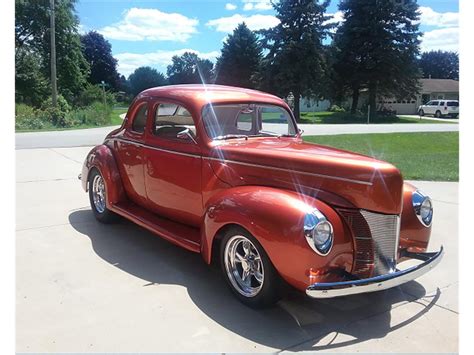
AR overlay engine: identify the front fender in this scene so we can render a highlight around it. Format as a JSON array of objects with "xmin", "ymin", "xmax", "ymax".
[
  {"xmin": 81, "ymin": 144, "xmax": 125, "ymax": 207},
  {"xmin": 200, "ymin": 186, "xmax": 354, "ymax": 291},
  {"xmin": 399, "ymin": 182, "xmax": 432, "ymax": 252}
]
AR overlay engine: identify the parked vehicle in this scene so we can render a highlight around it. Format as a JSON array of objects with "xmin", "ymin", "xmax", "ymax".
[
  {"xmin": 418, "ymin": 100, "xmax": 459, "ymax": 118},
  {"xmin": 80, "ymin": 85, "xmax": 443, "ymax": 308}
]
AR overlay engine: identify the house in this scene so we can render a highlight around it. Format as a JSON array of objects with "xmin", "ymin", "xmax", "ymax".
[{"xmin": 377, "ymin": 79, "xmax": 459, "ymax": 115}]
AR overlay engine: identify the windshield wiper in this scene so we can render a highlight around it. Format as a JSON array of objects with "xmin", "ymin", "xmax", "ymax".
[
  {"xmin": 258, "ymin": 130, "xmax": 296, "ymax": 138},
  {"xmin": 214, "ymin": 134, "xmax": 249, "ymax": 140}
]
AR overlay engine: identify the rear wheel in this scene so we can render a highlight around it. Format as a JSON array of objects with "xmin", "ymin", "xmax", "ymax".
[
  {"xmin": 220, "ymin": 227, "xmax": 281, "ymax": 308},
  {"xmin": 435, "ymin": 110, "xmax": 442, "ymax": 118},
  {"xmin": 88, "ymin": 168, "xmax": 119, "ymax": 223}
]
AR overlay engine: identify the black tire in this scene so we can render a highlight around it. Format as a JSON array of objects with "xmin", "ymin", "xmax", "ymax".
[
  {"xmin": 418, "ymin": 109, "xmax": 424, "ymax": 116},
  {"xmin": 88, "ymin": 168, "xmax": 119, "ymax": 224},
  {"xmin": 220, "ymin": 226, "xmax": 282, "ymax": 308},
  {"xmin": 435, "ymin": 110, "xmax": 442, "ymax": 118}
]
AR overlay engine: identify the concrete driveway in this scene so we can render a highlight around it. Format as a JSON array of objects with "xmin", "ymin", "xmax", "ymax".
[{"xmin": 16, "ymin": 147, "xmax": 458, "ymax": 352}]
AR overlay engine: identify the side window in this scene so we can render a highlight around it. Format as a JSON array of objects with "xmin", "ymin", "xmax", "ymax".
[
  {"xmin": 154, "ymin": 103, "xmax": 196, "ymax": 139},
  {"xmin": 131, "ymin": 104, "xmax": 147, "ymax": 133},
  {"xmin": 439, "ymin": 101, "xmax": 445, "ymax": 106},
  {"xmin": 431, "ymin": 101, "xmax": 439, "ymax": 106}
]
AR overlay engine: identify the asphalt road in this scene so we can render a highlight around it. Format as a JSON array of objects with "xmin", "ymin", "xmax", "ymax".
[
  {"xmin": 16, "ymin": 146, "xmax": 458, "ymax": 352},
  {"xmin": 15, "ymin": 122, "xmax": 459, "ymax": 149}
]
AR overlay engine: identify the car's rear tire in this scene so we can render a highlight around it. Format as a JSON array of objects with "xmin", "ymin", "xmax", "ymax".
[
  {"xmin": 418, "ymin": 109, "xmax": 424, "ymax": 116},
  {"xmin": 220, "ymin": 226, "xmax": 282, "ymax": 308},
  {"xmin": 88, "ymin": 168, "xmax": 119, "ymax": 224},
  {"xmin": 435, "ymin": 110, "xmax": 442, "ymax": 118}
]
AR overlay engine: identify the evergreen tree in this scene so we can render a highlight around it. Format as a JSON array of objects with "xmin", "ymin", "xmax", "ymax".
[
  {"xmin": 259, "ymin": 0, "xmax": 333, "ymax": 122},
  {"xmin": 81, "ymin": 31, "xmax": 120, "ymax": 89},
  {"xmin": 15, "ymin": 0, "xmax": 90, "ymax": 103},
  {"xmin": 215, "ymin": 23, "xmax": 262, "ymax": 89},
  {"xmin": 419, "ymin": 51, "xmax": 459, "ymax": 80},
  {"xmin": 128, "ymin": 67, "xmax": 167, "ymax": 96},
  {"xmin": 167, "ymin": 52, "xmax": 214, "ymax": 85},
  {"xmin": 333, "ymin": 0, "xmax": 422, "ymax": 118}
]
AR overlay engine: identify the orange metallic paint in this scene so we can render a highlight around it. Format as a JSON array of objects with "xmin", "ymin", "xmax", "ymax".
[{"xmin": 81, "ymin": 84, "xmax": 433, "ymax": 293}]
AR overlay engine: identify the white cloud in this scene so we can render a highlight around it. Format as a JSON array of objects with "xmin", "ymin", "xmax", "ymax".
[
  {"xmin": 421, "ymin": 27, "xmax": 459, "ymax": 52},
  {"xmin": 325, "ymin": 11, "xmax": 344, "ymax": 25},
  {"xmin": 419, "ymin": 6, "xmax": 458, "ymax": 28},
  {"xmin": 225, "ymin": 3, "xmax": 237, "ymax": 10},
  {"xmin": 242, "ymin": 0, "xmax": 272, "ymax": 11},
  {"xmin": 115, "ymin": 49, "xmax": 220, "ymax": 77},
  {"xmin": 206, "ymin": 14, "xmax": 279, "ymax": 33},
  {"xmin": 99, "ymin": 8, "xmax": 198, "ymax": 42}
]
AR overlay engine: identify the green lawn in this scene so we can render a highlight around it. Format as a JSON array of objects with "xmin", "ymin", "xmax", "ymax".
[
  {"xmin": 300, "ymin": 111, "xmax": 457, "ymax": 124},
  {"xmin": 304, "ymin": 132, "xmax": 459, "ymax": 181}
]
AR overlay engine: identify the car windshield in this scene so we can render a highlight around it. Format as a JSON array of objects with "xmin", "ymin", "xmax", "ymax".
[{"xmin": 202, "ymin": 103, "xmax": 297, "ymax": 140}]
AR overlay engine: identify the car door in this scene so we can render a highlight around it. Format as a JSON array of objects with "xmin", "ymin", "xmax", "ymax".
[
  {"xmin": 113, "ymin": 99, "xmax": 149, "ymax": 207},
  {"xmin": 143, "ymin": 100, "xmax": 203, "ymax": 227}
]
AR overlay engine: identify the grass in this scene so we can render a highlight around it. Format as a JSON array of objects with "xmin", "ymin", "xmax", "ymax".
[
  {"xmin": 16, "ymin": 107, "xmax": 126, "ymax": 132},
  {"xmin": 304, "ymin": 132, "xmax": 459, "ymax": 181},
  {"xmin": 299, "ymin": 111, "xmax": 457, "ymax": 124}
]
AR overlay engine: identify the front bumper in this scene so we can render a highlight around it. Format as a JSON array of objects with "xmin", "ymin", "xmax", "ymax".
[{"xmin": 306, "ymin": 246, "xmax": 444, "ymax": 298}]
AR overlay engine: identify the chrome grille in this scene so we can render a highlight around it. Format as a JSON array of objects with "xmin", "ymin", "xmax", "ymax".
[{"xmin": 360, "ymin": 210, "xmax": 400, "ymax": 274}]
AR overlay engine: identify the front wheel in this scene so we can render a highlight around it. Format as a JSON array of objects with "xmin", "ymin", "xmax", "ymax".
[
  {"xmin": 220, "ymin": 227, "xmax": 282, "ymax": 308},
  {"xmin": 435, "ymin": 110, "xmax": 442, "ymax": 118},
  {"xmin": 418, "ymin": 109, "xmax": 424, "ymax": 116},
  {"xmin": 88, "ymin": 168, "xmax": 119, "ymax": 223}
]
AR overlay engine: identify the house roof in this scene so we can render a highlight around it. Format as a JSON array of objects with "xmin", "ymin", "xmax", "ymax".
[{"xmin": 420, "ymin": 79, "xmax": 459, "ymax": 93}]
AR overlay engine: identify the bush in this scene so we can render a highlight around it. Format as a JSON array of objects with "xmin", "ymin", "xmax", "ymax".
[
  {"xmin": 39, "ymin": 95, "xmax": 75, "ymax": 127},
  {"xmin": 329, "ymin": 104, "xmax": 346, "ymax": 113},
  {"xmin": 68, "ymin": 101, "xmax": 112, "ymax": 126},
  {"xmin": 75, "ymin": 83, "xmax": 116, "ymax": 108}
]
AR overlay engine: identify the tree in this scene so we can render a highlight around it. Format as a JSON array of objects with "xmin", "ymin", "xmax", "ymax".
[
  {"xmin": 15, "ymin": 0, "xmax": 89, "ymax": 103},
  {"xmin": 333, "ymin": 0, "xmax": 422, "ymax": 118},
  {"xmin": 167, "ymin": 52, "xmax": 214, "ymax": 85},
  {"xmin": 15, "ymin": 48, "xmax": 49, "ymax": 106},
  {"xmin": 419, "ymin": 51, "xmax": 458, "ymax": 80},
  {"xmin": 128, "ymin": 67, "xmax": 167, "ymax": 96},
  {"xmin": 258, "ymin": 0, "xmax": 333, "ymax": 122},
  {"xmin": 81, "ymin": 31, "xmax": 120, "ymax": 89},
  {"xmin": 214, "ymin": 23, "xmax": 262, "ymax": 89}
]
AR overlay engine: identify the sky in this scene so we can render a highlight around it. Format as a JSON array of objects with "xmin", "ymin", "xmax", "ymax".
[{"xmin": 76, "ymin": 0, "xmax": 459, "ymax": 78}]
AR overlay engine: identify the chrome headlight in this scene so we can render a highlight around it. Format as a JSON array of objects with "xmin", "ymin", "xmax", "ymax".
[
  {"xmin": 304, "ymin": 209, "xmax": 334, "ymax": 255},
  {"xmin": 412, "ymin": 190, "xmax": 433, "ymax": 227}
]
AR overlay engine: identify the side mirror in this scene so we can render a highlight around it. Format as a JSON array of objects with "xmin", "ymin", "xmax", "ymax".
[
  {"xmin": 176, "ymin": 128, "xmax": 197, "ymax": 144},
  {"xmin": 297, "ymin": 128, "xmax": 304, "ymax": 138}
]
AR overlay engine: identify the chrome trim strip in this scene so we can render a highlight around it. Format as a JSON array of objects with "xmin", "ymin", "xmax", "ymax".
[
  {"xmin": 110, "ymin": 137, "xmax": 373, "ymax": 185},
  {"xmin": 204, "ymin": 157, "xmax": 373, "ymax": 186},
  {"xmin": 109, "ymin": 138, "xmax": 202, "ymax": 159},
  {"xmin": 306, "ymin": 246, "xmax": 444, "ymax": 298}
]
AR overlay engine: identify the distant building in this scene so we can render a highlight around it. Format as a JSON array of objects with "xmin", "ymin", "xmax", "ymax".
[{"xmin": 374, "ymin": 79, "xmax": 459, "ymax": 115}]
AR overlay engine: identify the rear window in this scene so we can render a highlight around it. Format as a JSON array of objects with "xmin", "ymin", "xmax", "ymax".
[{"xmin": 447, "ymin": 101, "xmax": 459, "ymax": 107}]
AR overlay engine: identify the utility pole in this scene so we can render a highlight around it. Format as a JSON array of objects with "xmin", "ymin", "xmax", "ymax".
[
  {"xmin": 100, "ymin": 81, "xmax": 106, "ymax": 107},
  {"xmin": 50, "ymin": 0, "xmax": 58, "ymax": 107}
]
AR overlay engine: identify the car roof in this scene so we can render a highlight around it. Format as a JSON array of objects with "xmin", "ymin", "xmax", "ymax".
[{"xmin": 137, "ymin": 84, "xmax": 288, "ymax": 109}]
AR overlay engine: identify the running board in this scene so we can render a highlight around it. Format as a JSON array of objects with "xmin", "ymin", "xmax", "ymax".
[{"xmin": 111, "ymin": 201, "xmax": 201, "ymax": 253}]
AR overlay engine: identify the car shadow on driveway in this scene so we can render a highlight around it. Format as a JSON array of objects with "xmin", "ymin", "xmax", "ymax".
[{"xmin": 68, "ymin": 209, "xmax": 440, "ymax": 351}]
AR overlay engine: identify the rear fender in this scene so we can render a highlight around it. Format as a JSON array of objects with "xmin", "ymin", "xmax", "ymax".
[
  {"xmin": 200, "ymin": 186, "xmax": 353, "ymax": 291},
  {"xmin": 82, "ymin": 145, "xmax": 125, "ymax": 207}
]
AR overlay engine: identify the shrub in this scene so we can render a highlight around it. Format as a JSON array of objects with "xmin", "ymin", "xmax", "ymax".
[
  {"xmin": 67, "ymin": 101, "xmax": 112, "ymax": 126},
  {"xmin": 75, "ymin": 83, "xmax": 116, "ymax": 108},
  {"xmin": 39, "ymin": 95, "xmax": 74, "ymax": 127},
  {"xmin": 329, "ymin": 105, "xmax": 346, "ymax": 113},
  {"xmin": 15, "ymin": 103, "xmax": 50, "ymax": 130}
]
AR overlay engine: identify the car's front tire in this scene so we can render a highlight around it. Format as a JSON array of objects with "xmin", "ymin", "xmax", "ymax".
[
  {"xmin": 88, "ymin": 168, "xmax": 119, "ymax": 224},
  {"xmin": 418, "ymin": 109, "xmax": 424, "ymax": 116},
  {"xmin": 220, "ymin": 227, "xmax": 282, "ymax": 308},
  {"xmin": 435, "ymin": 110, "xmax": 442, "ymax": 118}
]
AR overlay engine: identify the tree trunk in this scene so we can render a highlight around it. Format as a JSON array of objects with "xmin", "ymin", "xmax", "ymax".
[
  {"xmin": 294, "ymin": 92, "xmax": 301, "ymax": 123},
  {"xmin": 350, "ymin": 86, "xmax": 360, "ymax": 114},
  {"xmin": 368, "ymin": 81, "xmax": 377, "ymax": 121}
]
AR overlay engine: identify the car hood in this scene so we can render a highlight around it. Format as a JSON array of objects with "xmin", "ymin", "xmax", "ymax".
[{"xmin": 207, "ymin": 138, "xmax": 403, "ymax": 214}]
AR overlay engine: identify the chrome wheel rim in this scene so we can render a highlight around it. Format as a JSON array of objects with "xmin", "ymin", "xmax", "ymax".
[
  {"xmin": 92, "ymin": 174, "xmax": 106, "ymax": 213},
  {"xmin": 224, "ymin": 235, "xmax": 264, "ymax": 297}
]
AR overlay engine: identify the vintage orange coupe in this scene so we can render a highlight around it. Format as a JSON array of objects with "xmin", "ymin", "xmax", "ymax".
[{"xmin": 80, "ymin": 85, "xmax": 443, "ymax": 307}]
